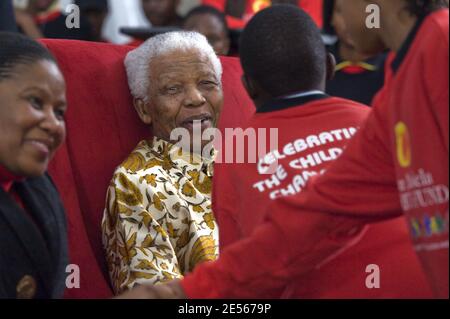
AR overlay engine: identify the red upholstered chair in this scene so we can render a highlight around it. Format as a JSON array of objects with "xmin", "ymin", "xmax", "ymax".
[{"xmin": 41, "ymin": 39, "xmax": 254, "ymax": 298}]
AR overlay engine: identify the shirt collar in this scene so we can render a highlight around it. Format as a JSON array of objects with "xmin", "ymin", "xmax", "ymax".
[
  {"xmin": 0, "ymin": 165, "xmax": 22, "ymax": 193},
  {"xmin": 391, "ymin": 13, "xmax": 427, "ymax": 74},
  {"xmin": 146, "ymin": 136, "xmax": 216, "ymax": 177},
  {"xmin": 257, "ymin": 90, "xmax": 329, "ymax": 114}
]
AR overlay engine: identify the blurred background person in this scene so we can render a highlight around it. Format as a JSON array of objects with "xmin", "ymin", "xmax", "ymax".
[
  {"xmin": 324, "ymin": 0, "xmax": 387, "ymax": 105},
  {"xmin": 102, "ymin": 0, "xmax": 198, "ymax": 44},
  {"xmin": 141, "ymin": 0, "xmax": 182, "ymax": 27},
  {"xmin": 13, "ymin": 0, "xmax": 94, "ymax": 40},
  {"xmin": 75, "ymin": 0, "xmax": 109, "ymax": 42},
  {"xmin": 124, "ymin": 0, "xmax": 183, "ymax": 46},
  {"xmin": 102, "ymin": 0, "xmax": 149, "ymax": 44},
  {"xmin": 183, "ymin": 5, "xmax": 230, "ymax": 55}
]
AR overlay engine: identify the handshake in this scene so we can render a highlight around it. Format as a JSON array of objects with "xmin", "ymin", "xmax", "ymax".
[{"xmin": 115, "ymin": 280, "xmax": 187, "ymax": 299}]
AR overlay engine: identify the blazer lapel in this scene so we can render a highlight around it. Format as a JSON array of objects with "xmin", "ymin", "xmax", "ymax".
[
  {"xmin": 14, "ymin": 180, "xmax": 62, "ymax": 264},
  {"xmin": 0, "ymin": 186, "xmax": 53, "ymax": 295},
  {"xmin": 14, "ymin": 175, "xmax": 69, "ymax": 298}
]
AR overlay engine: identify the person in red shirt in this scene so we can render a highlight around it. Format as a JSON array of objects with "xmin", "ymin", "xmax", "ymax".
[
  {"xmin": 202, "ymin": 0, "xmax": 323, "ymax": 29},
  {"xmin": 325, "ymin": 0, "xmax": 388, "ymax": 105},
  {"xmin": 205, "ymin": 5, "xmax": 433, "ymax": 298},
  {"xmin": 119, "ymin": 0, "xmax": 448, "ymax": 299}
]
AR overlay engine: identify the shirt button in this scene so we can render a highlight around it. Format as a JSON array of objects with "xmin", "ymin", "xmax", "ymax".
[{"xmin": 16, "ymin": 275, "xmax": 37, "ymax": 299}]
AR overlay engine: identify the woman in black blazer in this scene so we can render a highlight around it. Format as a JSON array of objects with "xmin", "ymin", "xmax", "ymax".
[{"xmin": 0, "ymin": 32, "xmax": 68, "ymax": 299}]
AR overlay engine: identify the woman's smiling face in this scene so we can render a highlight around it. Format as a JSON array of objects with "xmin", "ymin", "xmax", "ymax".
[{"xmin": 0, "ymin": 59, "xmax": 67, "ymax": 177}]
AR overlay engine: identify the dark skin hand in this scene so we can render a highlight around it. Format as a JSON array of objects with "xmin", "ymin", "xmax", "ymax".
[{"xmin": 14, "ymin": 10, "xmax": 43, "ymax": 39}]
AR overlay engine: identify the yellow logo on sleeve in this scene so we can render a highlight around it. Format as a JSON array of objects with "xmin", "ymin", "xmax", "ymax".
[{"xmin": 395, "ymin": 121, "xmax": 412, "ymax": 168}]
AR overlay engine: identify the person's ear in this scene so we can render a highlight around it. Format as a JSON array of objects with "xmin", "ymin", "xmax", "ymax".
[
  {"xmin": 241, "ymin": 74, "xmax": 257, "ymax": 100},
  {"xmin": 133, "ymin": 98, "xmax": 152, "ymax": 125},
  {"xmin": 326, "ymin": 52, "xmax": 336, "ymax": 81}
]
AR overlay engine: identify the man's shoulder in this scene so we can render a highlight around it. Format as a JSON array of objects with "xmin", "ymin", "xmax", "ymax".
[
  {"xmin": 426, "ymin": 9, "xmax": 449, "ymax": 38},
  {"xmin": 249, "ymin": 96, "xmax": 370, "ymax": 128},
  {"xmin": 111, "ymin": 141, "xmax": 164, "ymax": 182},
  {"xmin": 323, "ymin": 96, "xmax": 371, "ymax": 110},
  {"xmin": 415, "ymin": 10, "xmax": 449, "ymax": 58},
  {"xmin": 320, "ymin": 97, "xmax": 372, "ymax": 120},
  {"xmin": 297, "ymin": 96, "xmax": 371, "ymax": 121}
]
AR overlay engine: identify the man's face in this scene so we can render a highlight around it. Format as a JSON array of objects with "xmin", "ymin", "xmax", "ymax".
[
  {"xmin": 141, "ymin": 0, "xmax": 179, "ymax": 26},
  {"xmin": 184, "ymin": 14, "xmax": 230, "ymax": 56},
  {"xmin": 142, "ymin": 49, "xmax": 223, "ymax": 151},
  {"xmin": 336, "ymin": 0, "xmax": 386, "ymax": 55},
  {"xmin": 83, "ymin": 9, "xmax": 108, "ymax": 41},
  {"xmin": 0, "ymin": 60, "xmax": 67, "ymax": 177},
  {"xmin": 332, "ymin": 0, "xmax": 357, "ymax": 48}
]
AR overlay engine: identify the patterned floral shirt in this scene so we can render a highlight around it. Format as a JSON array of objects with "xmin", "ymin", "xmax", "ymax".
[{"xmin": 102, "ymin": 137, "xmax": 219, "ymax": 294}]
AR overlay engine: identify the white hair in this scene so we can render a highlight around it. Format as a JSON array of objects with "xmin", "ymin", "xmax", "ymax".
[{"xmin": 124, "ymin": 31, "xmax": 223, "ymax": 101}]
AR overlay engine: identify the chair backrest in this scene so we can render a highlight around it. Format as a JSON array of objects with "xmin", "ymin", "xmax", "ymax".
[{"xmin": 42, "ymin": 39, "xmax": 254, "ymax": 298}]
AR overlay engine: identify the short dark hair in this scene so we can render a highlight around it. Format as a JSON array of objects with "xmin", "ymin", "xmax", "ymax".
[
  {"xmin": 239, "ymin": 5, "xmax": 327, "ymax": 97},
  {"xmin": 405, "ymin": 0, "xmax": 449, "ymax": 16},
  {"xmin": 0, "ymin": 32, "xmax": 57, "ymax": 81},
  {"xmin": 183, "ymin": 5, "xmax": 229, "ymax": 33}
]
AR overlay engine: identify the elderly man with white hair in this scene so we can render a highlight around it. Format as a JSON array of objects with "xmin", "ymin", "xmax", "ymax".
[{"xmin": 101, "ymin": 31, "xmax": 224, "ymax": 294}]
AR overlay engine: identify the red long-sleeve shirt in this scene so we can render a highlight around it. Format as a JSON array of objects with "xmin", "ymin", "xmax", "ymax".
[
  {"xmin": 181, "ymin": 9, "xmax": 449, "ymax": 299},
  {"xmin": 202, "ymin": 0, "xmax": 323, "ymax": 29},
  {"xmin": 212, "ymin": 95, "xmax": 433, "ymax": 298},
  {"xmin": 215, "ymin": 95, "xmax": 369, "ymax": 249}
]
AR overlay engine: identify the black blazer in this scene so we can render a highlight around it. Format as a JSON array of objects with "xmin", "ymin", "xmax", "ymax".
[{"xmin": 0, "ymin": 174, "xmax": 68, "ymax": 299}]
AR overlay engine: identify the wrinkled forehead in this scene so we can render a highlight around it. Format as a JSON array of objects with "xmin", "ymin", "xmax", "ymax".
[{"xmin": 147, "ymin": 48, "xmax": 217, "ymax": 80}]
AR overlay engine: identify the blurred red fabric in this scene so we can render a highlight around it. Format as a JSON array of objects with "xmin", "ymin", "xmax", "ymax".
[{"xmin": 41, "ymin": 39, "xmax": 254, "ymax": 298}]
